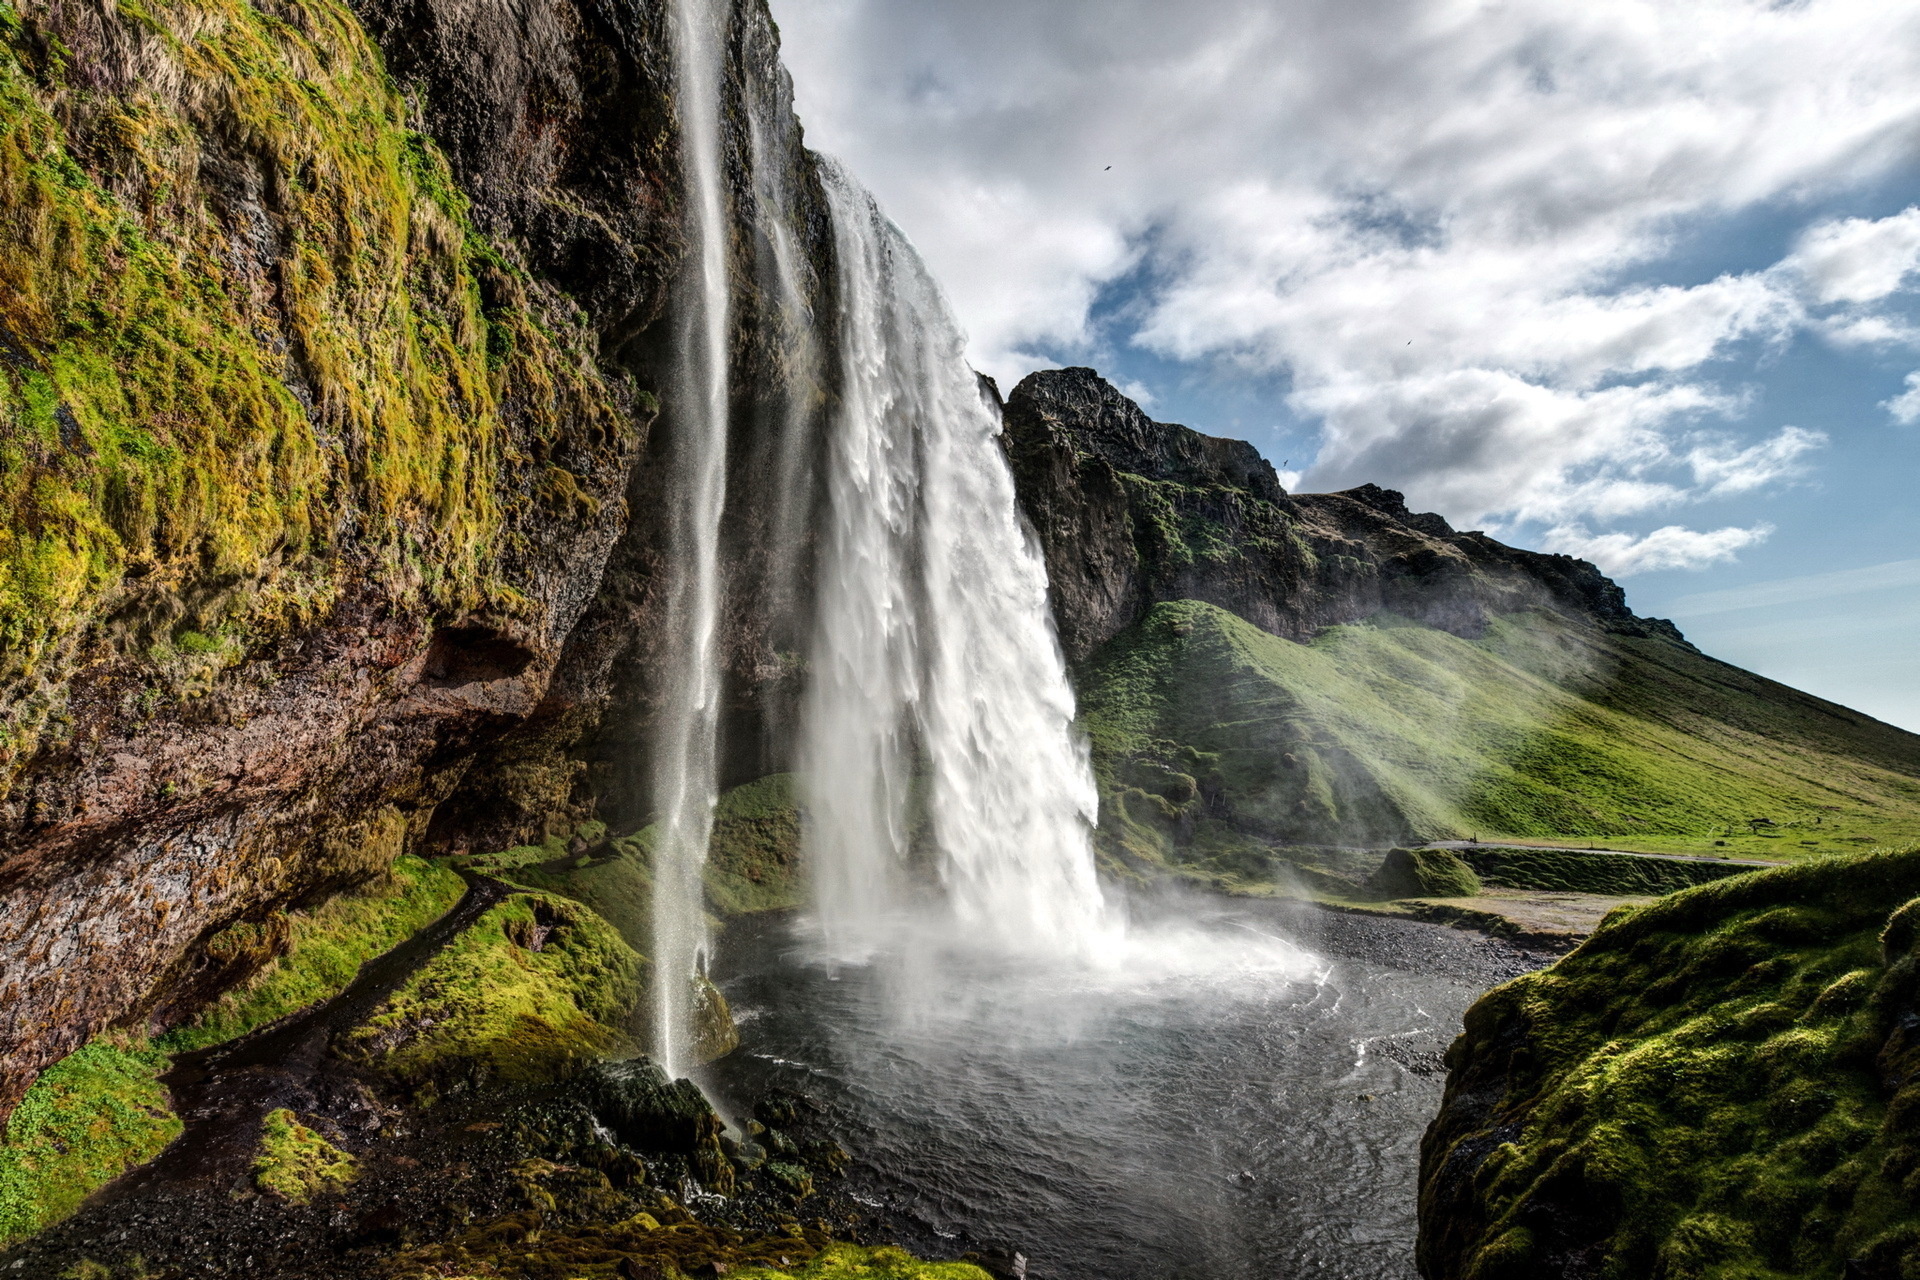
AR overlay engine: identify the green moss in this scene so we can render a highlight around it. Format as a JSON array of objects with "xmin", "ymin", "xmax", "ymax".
[
  {"xmin": 0, "ymin": 1035, "xmax": 181, "ymax": 1246},
  {"xmin": 338, "ymin": 893, "xmax": 641, "ymax": 1099},
  {"xmin": 0, "ymin": 0, "xmax": 623, "ymax": 785},
  {"xmin": 252, "ymin": 1108, "xmax": 356, "ymax": 1204},
  {"xmin": 739, "ymin": 1245, "xmax": 995, "ymax": 1280},
  {"xmin": 1370, "ymin": 847, "xmax": 1482, "ymax": 899},
  {"xmin": 1076, "ymin": 601, "xmax": 1920, "ymax": 867},
  {"xmin": 506, "ymin": 777, "xmax": 804, "ymax": 948},
  {"xmin": 1424, "ymin": 848, "xmax": 1920, "ymax": 1279},
  {"xmin": 160, "ymin": 854, "xmax": 465, "ymax": 1053}
]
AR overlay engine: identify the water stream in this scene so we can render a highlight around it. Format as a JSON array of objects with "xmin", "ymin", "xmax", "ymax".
[
  {"xmin": 651, "ymin": 0, "xmax": 734, "ymax": 1078},
  {"xmin": 801, "ymin": 165, "xmax": 1110, "ymax": 964}
]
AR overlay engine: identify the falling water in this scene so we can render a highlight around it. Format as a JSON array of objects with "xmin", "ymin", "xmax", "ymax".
[
  {"xmin": 650, "ymin": 0, "xmax": 731, "ymax": 1079},
  {"xmin": 801, "ymin": 162, "xmax": 1112, "ymax": 962}
]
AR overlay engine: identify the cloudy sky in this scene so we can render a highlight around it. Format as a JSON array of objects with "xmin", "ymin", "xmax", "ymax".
[{"xmin": 768, "ymin": 0, "xmax": 1920, "ymax": 731}]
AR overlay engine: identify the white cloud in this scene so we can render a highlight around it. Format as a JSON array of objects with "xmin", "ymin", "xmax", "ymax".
[
  {"xmin": 1885, "ymin": 372, "xmax": 1920, "ymax": 424},
  {"xmin": 1786, "ymin": 207, "xmax": 1920, "ymax": 306},
  {"xmin": 1686, "ymin": 426, "xmax": 1825, "ymax": 497},
  {"xmin": 1543, "ymin": 523, "xmax": 1774, "ymax": 576},
  {"xmin": 770, "ymin": 0, "xmax": 1920, "ymax": 534}
]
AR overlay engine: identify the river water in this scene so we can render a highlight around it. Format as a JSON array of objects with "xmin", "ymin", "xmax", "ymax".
[{"xmin": 709, "ymin": 894, "xmax": 1543, "ymax": 1280}]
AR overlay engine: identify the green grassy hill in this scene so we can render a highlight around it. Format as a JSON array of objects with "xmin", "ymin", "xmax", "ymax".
[{"xmin": 1077, "ymin": 600, "xmax": 1920, "ymax": 872}]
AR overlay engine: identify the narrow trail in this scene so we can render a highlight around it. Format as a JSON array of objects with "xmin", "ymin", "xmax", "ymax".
[{"xmin": 108, "ymin": 871, "xmax": 513, "ymax": 1198}]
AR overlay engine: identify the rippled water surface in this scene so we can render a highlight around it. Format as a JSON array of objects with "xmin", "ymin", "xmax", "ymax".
[{"xmin": 710, "ymin": 897, "xmax": 1526, "ymax": 1280}]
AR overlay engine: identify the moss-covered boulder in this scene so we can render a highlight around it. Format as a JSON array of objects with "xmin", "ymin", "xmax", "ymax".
[
  {"xmin": 1369, "ymin": 848, "xmax": 1482, "ymax": 899},
  {"xmin": 251, "ymin": 1109, "xmax": 357, "ymax": 1205},
  {"xmin": 1420, "ymin": 848, "xmax": 1920, "ymax": 1279},
  {"xmin": 338, "ymin": 893, "xmax": 640, "ymax": 1100}
]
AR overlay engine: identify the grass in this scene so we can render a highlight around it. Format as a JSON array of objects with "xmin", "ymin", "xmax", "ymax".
[
  {"xmin": 1422, "ymin": 847, "xmax": 1920, "ymax": 1279},
  {"xmin": 252, "ymin": 1109, "xmax": 356, "ymax": 1204},
  {"xmin": 159, "ymin": 854, "xmax": 465, "ymax": 1053},
  {"xmin": 337, "ymin": 893, "xmax": 641, "ymax": 1102},
  {"xmin": 0, "ymin": 1035, "xmax": 180, "ymax": 1246},
  {"xmin": 1076, "ymin": 601, "xmax": 1920, "ymax": 868}
]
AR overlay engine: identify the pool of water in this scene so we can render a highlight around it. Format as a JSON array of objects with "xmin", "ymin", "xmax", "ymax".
[{"xmin": 708, "ymin": 894, "xmax": 1533, "ymax": 1280}]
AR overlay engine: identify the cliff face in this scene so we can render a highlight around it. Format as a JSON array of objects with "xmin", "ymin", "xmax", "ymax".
[
  {"xmin": 0, "ymin": 0, "xmax": 827, "ymax": 1120},
  {"xmin": 1005, "ymin": 367, "xmax": 1676, "ymax": 663}
]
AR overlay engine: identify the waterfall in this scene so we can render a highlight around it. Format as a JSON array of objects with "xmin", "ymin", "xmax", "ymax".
[
  {"xmin": 650, "ymin": 0, "xmax": 732, "ymax": 1079},
  {"xmin": 801, "ymin": 161, "xmax": 1113, "ymax": 962}
]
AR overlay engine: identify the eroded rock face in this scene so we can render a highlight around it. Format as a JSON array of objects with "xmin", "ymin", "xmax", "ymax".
[
  {"xmin": 0, "ymin": 0, "xmax": 821, "ymax": 1121},
  {"xmin": 1004, "ymin": 367, "xmax": 1686, "ymax": 663}
]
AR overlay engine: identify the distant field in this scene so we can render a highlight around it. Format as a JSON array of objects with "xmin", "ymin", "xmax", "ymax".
[{"xmin": 1077, "ymin": 600, "xmax": 1920, "ymax": 874}]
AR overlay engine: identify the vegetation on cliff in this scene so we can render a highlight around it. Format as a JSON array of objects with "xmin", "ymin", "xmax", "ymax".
[
  {"xmin": 1421, "ymin": 848, "xmax": 1920, "ymax": 1279},
  {"xmin": 0, "ymin": 1035, "xmax": 179, "ymax": 1247},
  {"xmin": 1077, "ymin": 600, "xmax": 1920, "ymax": 869},
  {"xmin": 0, "ymin": 0, "xmax": 626, "ymax": 778}
]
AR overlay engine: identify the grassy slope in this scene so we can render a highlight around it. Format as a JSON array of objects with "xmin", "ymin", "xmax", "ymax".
[
  {"xmin": 1422, "ymin": 848, "xmax": 1920, "ymax": 1280},
  {"xmin": 1077, "ymin": 601, "xmax": 1920, "ymax": 865}
]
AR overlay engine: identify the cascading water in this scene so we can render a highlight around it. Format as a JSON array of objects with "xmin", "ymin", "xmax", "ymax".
[
  {"xmin": 650, "ymin": 0, "xmax": 732, "ymax": 1079},
  {"xmin": 801, "ymin": 161, "xmax": 1113, "ymax": 962}
]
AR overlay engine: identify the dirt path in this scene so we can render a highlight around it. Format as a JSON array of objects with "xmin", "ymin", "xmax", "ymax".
[{"xmin": 108, "ymin": 872, "xmax": 513, "ymax": 1198}]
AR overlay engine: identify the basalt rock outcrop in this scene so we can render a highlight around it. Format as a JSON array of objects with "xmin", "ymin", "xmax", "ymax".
[
  {"xmin": 0, "ymin": 0, "xmax": 829, "ymax": 1122},
  {"xmin": 1004, "ymin": 367, "xmax": 1683, "ymax": 663}
]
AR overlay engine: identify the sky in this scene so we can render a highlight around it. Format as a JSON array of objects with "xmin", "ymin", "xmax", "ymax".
[{"xmin": 766, "ymin": 0, "xmax": 1920, "ymax": 732}]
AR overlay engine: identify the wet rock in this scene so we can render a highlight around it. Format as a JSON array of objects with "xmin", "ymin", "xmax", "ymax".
[{"xmin": 586, "ymin": 1059, "xmax": 736, "ymax": 1196}]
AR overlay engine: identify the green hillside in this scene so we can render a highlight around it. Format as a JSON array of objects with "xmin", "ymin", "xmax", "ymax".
[{"xmin": 1077, "ymin": 600, "xmax": 1920, "ymax": 870}]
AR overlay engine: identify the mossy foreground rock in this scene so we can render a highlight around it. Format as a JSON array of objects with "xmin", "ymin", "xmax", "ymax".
[
  {"xmin": 1420, "ymin": 848, "xmax": 1920, "ymax": 1279},
  {"xmin": 252, "ymin": 1109, "xmax": 357, "ymax": 1205},
  {"xmin": 0, "ymin": 1036, "xmax": 178, "ymax": 1246},
  {"xmin": 1370, "ymin": 848, "xmax": 1482, "ymax": 899},
  {"xmin": 339, "ymin": 893, "xmax": 640, "ymax": 1099}
]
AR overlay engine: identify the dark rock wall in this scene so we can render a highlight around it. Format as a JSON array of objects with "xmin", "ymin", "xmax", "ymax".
[
  {"xmin": 0, "ymin": 0, "xmax": 830, "ymax": 1120},
  {"xmin": 1005, "ymin": 367, "xmax": 1687, "ymax": 664}
]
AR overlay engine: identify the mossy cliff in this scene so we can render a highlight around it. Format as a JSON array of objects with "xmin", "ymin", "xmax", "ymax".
[
  {"xmin": 0, "ymin": 0, "xmax": 834, "ymax": 1130},
  {"xmin": 1420, "ymin": 849, "xmax": 1920, "ymax": 1279}
]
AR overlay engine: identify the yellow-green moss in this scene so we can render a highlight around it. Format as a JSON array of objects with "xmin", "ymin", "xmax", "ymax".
[
  {"xmin": 739, "ymin": 1245, "xmax": 994, "ymax": 1280},
  {"xmin": 0, "ymin": 1035, "xmax": 180, "ymax": 1246},
  {"xmin": 1425, "ymin": 848, "xmax": 1920, "ymax": 1279},
  {"xmin": 160, "ymin": 854, "xmax": 465, "ymax": 1053},
  {"xmin": 252, "ymin": 1108, "xmax": 356, "ymax": 1204},
  {"xmin": 0, "ymin": 0, "xmax": 622, "ymax": 782},
  {"xmin": 339, "ymin": 893, "xmax": 640, "ymax": 1098}
]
